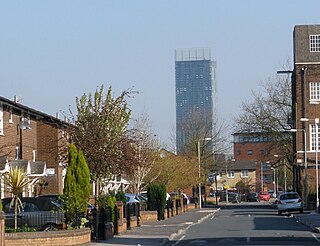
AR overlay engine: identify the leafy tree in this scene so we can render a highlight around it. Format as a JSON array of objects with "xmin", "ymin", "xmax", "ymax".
[
  {"xmin": 5, "ymin": 167, "xmax": 31, "ymax": 231},
  {"xmin": 73, "ymin": 85, "xmax": 133, "ymax": 193},
  {"xmin": 148, "ymin": 151, "xmax": 199, "ymax": 192},
  {"xmin": 62, "ymin": 144, "xmax": 90, "ymax": 227}
]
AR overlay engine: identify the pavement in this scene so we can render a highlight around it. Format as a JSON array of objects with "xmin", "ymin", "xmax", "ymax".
[
  {"xmin": 88, "ymin": 204, "xmax": 320, "ymax": 246},
  {"xmin": 89, "ymin": 208, "xmax": 219, "ymax": 246}
]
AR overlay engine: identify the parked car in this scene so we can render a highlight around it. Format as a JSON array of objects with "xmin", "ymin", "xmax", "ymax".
[
  {"xmin": 219, "ymin": 192, "xmax": 240, "ymax": 203},
  {"xmin": 277, "ymin": 192, "xmax": 303, "ymax": 215},
  {"xmin": 125, "ymin": 193, "xmax": 141, "ymax": 204},
  {"xmin": 259, "ymin": 192, "xmax": 270, "ymax": 201},
  {"xmin": 2, "ymin": 197, "xmax": 64, "ymax": 231},
  {"xmin": 246, "ymin": 192, "xmax": 260, "ymax": 202}
]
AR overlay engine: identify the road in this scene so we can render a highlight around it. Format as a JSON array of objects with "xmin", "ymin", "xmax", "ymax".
[{"xmin": 165, "ymin": 204, "xmax": 320, "ymax": 245}]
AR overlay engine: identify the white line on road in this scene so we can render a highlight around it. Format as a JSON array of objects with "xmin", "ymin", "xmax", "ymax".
[
  {"xmin": 312, "ymin": 233, "xmax": 320, "ymax": 244},
  {"xmin": 172, "ymin": 235, "xmax": 185, "ymax": 246}
]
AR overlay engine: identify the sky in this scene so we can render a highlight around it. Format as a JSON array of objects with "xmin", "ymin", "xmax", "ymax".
[{"xmin": 1, "ymin": 1, "xmax": 320, "ymax": 148}]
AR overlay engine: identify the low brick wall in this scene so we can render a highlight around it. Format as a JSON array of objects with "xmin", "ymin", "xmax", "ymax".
[
  {"xmin": 140, "ymin": 210, "xmax": 157, "ymax": 223},
  {"xmin": 5, "ymin": 227, "xmax": 91, "ymax": 246}
]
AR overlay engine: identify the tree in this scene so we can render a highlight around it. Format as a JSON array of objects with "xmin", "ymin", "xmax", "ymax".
[
  {"xmin": 233, "ymin": 67, "xmax": 294, "ymax": 190},
  {"xmin": 73, "ymin": 85, "xmax": 134, "ymax": 193},
  {"xmin": 233, "ymin": 72, "xmax": 292, "ymax": 151},
  {"xmin": 124, "ymin": 113, "xmax": 160, "ymax": 194},
  {"xmin": 62, "ymin": 143, "xmax": 90, "ymax": 226},
  {"xmin": 5, "ymin": 167, "xmax": 31, "ymax": 231},
  {"xmin": 177, "ymin": 108, "xmax": 230, "ymax": 158},
  {"xmin": 148, "ymin": 151, "xmax": 199, "ymax": 192}
]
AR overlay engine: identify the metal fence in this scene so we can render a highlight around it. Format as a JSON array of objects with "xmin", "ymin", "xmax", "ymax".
[{"xmin": 4, "ymin": 211, "xmax": 65, "ymax": 231}]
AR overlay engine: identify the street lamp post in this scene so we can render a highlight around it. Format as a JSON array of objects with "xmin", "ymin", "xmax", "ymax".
[
  {"xmin": 290, "ymin": 128, "xmax": 308, "ymax": 208},
  {"xmin": 197, "ymin": 137, "xmax": 212, "ymax": 209}
]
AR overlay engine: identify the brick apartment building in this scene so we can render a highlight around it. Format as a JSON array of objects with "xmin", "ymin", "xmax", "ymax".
[
  {"xmin": 0, "ymin": 96, "xmax": 71, "ymax": 198},
  {"xmin": 233, "ymin": 132, "xmax": 282, "ymax": 193},
  {"xmin": 291, "ymin": 25, "xmax": 320, "ymax": 198}
]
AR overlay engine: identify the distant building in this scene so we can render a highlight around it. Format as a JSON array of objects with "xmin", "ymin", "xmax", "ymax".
[
  {"xmin": 233, "ymin": 132, "xmax": 280, "ymax": 192},
  {"xmin": 291, "ymin": 25, "xmax": 320, "ymax": 195},
  {"xmin": 175, "ymin": 48, "xmax": 217, "ymax": 153}
]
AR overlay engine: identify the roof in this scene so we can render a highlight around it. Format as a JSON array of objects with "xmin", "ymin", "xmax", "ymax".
[
  {"xmin": 29, "ymin": 161, "xmax": 47, "ymax": 176},
  {"xmin": 0, "ymin": 95, "xmax": 72, "ymax": 127}
]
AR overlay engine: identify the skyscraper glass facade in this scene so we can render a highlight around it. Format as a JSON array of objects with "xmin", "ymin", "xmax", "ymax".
[{"xmin": 175, "ymin": 48, "xmax": 217, "ymax": 153}]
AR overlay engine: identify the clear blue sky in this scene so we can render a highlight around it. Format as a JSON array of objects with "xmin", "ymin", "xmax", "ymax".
[{"xmin": 1, "ymin": 1, "xmax": 319, "ymax": 148}]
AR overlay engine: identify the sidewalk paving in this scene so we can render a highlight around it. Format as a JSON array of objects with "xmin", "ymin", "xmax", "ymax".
[
  {"xmin": 89, "ymin": 208, "xmax": 219, "ymax": 246},
  {"xmin": 293, "ymin": 210, "xmax": 320, "ymax": 233}
]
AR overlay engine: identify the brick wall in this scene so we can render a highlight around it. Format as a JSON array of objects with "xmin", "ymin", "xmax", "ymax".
[{"xmin": 4, "ymin": 228, "xmax": 91, "ymax": 246}]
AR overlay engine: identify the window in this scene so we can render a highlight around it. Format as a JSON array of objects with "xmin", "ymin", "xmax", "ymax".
[
  {"xmin": 241, "ymin": 170, "xmax": 249, "ymax": 178},
  {"xmin": 0, "ymin": 104, "xmax": 3, "ymax": 135},
  {"xmin": 310, "ymin": 124, "xmax": 320, "ymax": 151},
  {"xmin": 310, "ymin": 35, "xmax": 320, "ymax": 52},
  {"xmin": 310, "ymin": 82, "xmax": 320, "ymax": 102},
  {"xmin": 227, "ymin": 170, "xmax": 234, "ymax": 178},
  {"xmin": 247, "ymin": 150, "xmax": 253, "ymax": 155},
  {"xmin": 237, "ymin": 150, "xmax": 241, "ymax": 155}
]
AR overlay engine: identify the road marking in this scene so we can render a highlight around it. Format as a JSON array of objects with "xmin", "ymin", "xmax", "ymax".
[
  {"xmin": 172, "ymin": 235, "xmax": 185, "ymax": 246},
  {"xmin": 312, "ymin": 233, "xmax": 320, "ymax": 243}
]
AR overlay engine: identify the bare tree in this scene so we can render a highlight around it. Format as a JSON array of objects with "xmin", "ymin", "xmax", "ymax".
[{"xmin": 124, "ymin": 113, "xmax": 160, "ymax": 194}]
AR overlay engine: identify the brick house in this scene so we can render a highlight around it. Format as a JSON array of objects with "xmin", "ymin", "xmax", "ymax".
[
  {"xmin": 291, "ymin": 25, "xmax": 320, "ymax": 198},
  {"xmin": 0, "ymin": 96, "xmax": 71, "ymax": 198},
  {"xmin": 213, "ymin": 159, "xmax": 257, "ymax": 192}
]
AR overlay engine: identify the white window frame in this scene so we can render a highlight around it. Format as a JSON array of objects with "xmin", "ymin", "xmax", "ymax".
[
  {"xmin": 310, "ymin": 82, "xmax": 320, "ymax": 102},
  {"xmin": 310, "ymin": 34, "xmax": 320, "ymax": 52},
  {"xmin": 0, "ymin": 104, "xmax": 3, "ymax": 135},
  {"xmin": 241, "ymin": 170, "xmax": 249, "ymax": 178},
  {"xmin": 15, "ymin": 146, "xmax": 19, "ymax": 160},
  {"xmin": 310, "ymin": 124, "xmax": 320, "ymax": 152},
  {"xmin": 32, "ymin": 150, "xmax": 36, "ymax": 162},
  {"xmin": 227, "ymin": 170, "xmax": 235, "ymax": 178},
  {"xmin": 9, "ymin": 107, "xmax": 13, "ymax": 124}
]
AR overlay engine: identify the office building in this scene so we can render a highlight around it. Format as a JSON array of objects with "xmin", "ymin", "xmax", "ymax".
[{"xmin": 175, "ymin": 48, "xmax": 217, "ymax": 153}]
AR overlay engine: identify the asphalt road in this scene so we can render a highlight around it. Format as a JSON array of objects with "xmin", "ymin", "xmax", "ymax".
[{"xmin": 165, "ymin": 205, "xmax": 320, "ymax": 246}]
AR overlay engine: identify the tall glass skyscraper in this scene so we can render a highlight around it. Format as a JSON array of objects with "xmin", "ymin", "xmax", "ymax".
[{"xmin": 175, "ymin": 48, "xmax": 217, "ymax": 154}]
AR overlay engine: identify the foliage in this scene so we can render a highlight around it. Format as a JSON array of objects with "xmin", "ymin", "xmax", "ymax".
[
  {"xmin": 148, "ymin": 152, "xmax": 198, "ymax": 192},
  {"xmin": 96, "ymin": 195, "xmax": 116, "ymax": 222},
  {"xmin": 115, "ymin": 190, "xmax": 126, "ymax": 204},
  {"xmin": 5, "ymin": 225, "xmax": 36, "ymax": 233},
  {"xmin": 62, "ymin": 144, "xmax": 91, "ymax": 227},
  {"xmin": 5, "ymin": 167, "xmax": 32, "ymax": 231},
  {"xmin": 73, "ymin": 85, "xmax": 134, "ymax": 185},
  {"xmin": 147, "ymin": 183, "xmax": 166, "ymax": 220}
]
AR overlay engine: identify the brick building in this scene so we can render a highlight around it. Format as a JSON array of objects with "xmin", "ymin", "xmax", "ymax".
[
  {"xmin": 0, "ymin": 96, "xmax": 71, "ymax": 197},
  {"xmin": 232, "ymin": 132, "xmax": 281, "ymax": 192},
  {"xmin": 291, "ymin": 25, "xmax": 320, "ymax": 200}
]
